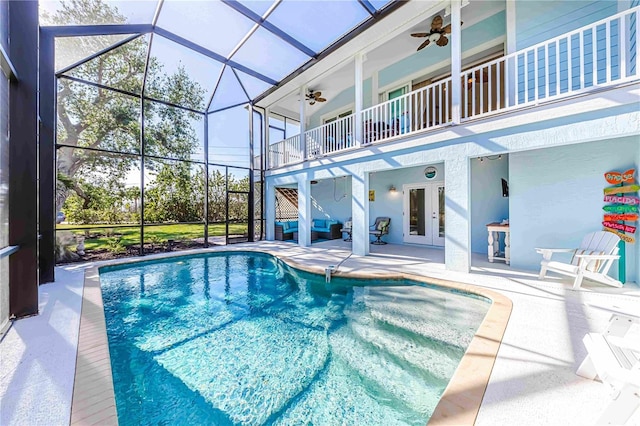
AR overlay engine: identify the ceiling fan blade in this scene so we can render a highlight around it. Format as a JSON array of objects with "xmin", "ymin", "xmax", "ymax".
[
  {"xmin": 436, "ymin": 35, "xmax": 449, "ymax": 47},
  {"xmin": 417, "ymin": 39, "xmax": 431, "ymax": 51},
  {"xmin": 443, "ymin": 24, "xmax": 451, "ymax": 34},
  {"xmin": 431, "ymin": 15, "xmax": 443, "ymax": 31},
  {"xmin": 313, "ymin": 91, "xmax": 322, "ymax": 98},
  {"xmin": 309, "ymin": 100, "xmax": 316, "ymax": 105},
  {"xmin": 410, "ymin": 32, "xmax": 429, "ymax": 37},
  {"xmin": 317, "ymin": 97, "xmax": 327, "ymax": 102}
]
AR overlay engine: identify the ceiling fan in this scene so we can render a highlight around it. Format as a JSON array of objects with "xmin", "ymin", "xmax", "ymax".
[
  {"xmin": 305, "ymin": 90, "xmax": 326, "ymax": 105},
  {"xmin": 410, "ymin": 15, "xmax": 462, "ymax": 51}
]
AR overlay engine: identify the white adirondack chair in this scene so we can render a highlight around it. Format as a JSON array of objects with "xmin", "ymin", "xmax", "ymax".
[
  {"xmin": 536, "ymin": 231, "xmax": 622, "ymax": 290},
  {"xmin": 576, "ymin": 314, "xmax": 640, "ymax": 425}
]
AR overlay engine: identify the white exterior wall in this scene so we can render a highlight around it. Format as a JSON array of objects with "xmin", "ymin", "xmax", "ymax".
[
  {"xmin": 266, "ymin": 85, "xmax": 640, "ymax": 277},
  {"xmin": 510, "ymin": 138, "xmax": 639, "ymax": 283}
]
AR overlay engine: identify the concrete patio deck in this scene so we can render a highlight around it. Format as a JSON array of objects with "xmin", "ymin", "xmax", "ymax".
[{"xmin": 1, "ymin": 240, "xmax": 639, "ymax": 425}]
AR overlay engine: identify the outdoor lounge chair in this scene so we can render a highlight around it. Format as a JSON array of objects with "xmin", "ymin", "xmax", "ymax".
[
  {"xmin": 536, "ymin": 231, "xmax": 622, "ymax": 290},
  {"xmin": 341, "ymin": 217, "xmax": 352, "ymax": 242},
  {"xmin": 576, "ymin": 313, "xmax": 640, "ymax": 425},
  {"xmin": 369, "ymin": 217, "xmax": 390, "ymax": 245}
]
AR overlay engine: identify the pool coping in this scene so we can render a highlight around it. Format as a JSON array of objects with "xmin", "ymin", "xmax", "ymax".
[{"xmin": 73, "ymin": 247, "xmax": 512, "ymax": 425}]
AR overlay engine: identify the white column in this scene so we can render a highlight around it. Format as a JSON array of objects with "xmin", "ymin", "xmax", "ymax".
[
  {"xmin": 354, "ymin": 53, "xmax": 364, "ymax": 146},
  {"xmin": 444, "ymin": 157, "xmax": 470, "ymax": 272},
  {"xmin": 371, "ymin": 70, "xmax": 379, "ymax": 107},
  {"xmin": 351, "ymin": 171, "xmax": 370, "ymax": 256},
  {"xmin": 299, "ymin": 85, "xmax": 307, "ymax": 159},
  {"xmin": 506, "ymin": 0, "xmax": 516, "ymax": 54},
  {"xmin": 450, "ymin": 0, "xmax": 462, "ymax": 125},
  {"xmin": 265, "ymin": 178, "xmax": 276, "ymax": 240},
  {"xmin": 298, "ymin": 177, "xmax": 312, "ymax": 247}
]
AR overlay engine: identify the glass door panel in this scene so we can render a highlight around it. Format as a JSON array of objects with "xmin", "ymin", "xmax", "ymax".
[{"xmin": 409, "ymin": 188, "xmax": 426, "ymax": 236}]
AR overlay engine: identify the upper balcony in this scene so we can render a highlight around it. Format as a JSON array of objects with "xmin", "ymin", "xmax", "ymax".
[{"xmin": 264, "ymin": 4, "xmax": 639, "ymax": 170}]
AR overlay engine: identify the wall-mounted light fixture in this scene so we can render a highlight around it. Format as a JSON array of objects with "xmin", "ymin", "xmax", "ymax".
[{"xmin": 389, "ymin": 185, "xmax": 397, "ymax": 193}]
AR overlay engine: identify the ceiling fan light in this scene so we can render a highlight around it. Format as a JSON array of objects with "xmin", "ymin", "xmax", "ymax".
[{"xmin": 429, "ymin": 32, "xmax": 441, "ymax": 42}]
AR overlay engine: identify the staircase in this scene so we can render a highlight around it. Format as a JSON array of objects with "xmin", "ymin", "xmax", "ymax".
[{"xmin": 275, "ymin": 187, "xmax": 298, "ymax": 221}]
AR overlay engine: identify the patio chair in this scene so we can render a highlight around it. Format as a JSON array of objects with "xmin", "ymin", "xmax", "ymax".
[
  {"xmin": 536, "ymin": 231, "xmax": 622, "ymax": 290},
  {"xmin": 340, "ymin": 217, "xmax": 352, "ymax": 242},
  {"xmin": 576, "ymin": 313, "xmax": 640, "ymax": 425},
  {"xmin": 369, "ymin": 217, "xmax": 391, "ymax": 245}
]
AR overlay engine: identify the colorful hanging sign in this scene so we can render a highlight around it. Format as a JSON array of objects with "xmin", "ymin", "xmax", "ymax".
[
  {"xmin": 603, "ymin": 195, "xmax": 640, "ymax": 205},
  {"xmin": 603, "ymin": 204, "xmax": 639, "ymax": 213},
  {"xmin": 603, "ymin": 168, "xmax": 637, "ymax": 256},
  {"xmin": 604, "ymin": 228, "xmax": 636, "ymax": 243},
  {"xmin": 604, "ymin": 169, "xmax": 635, "ymax": 185},
  {"xmin": 602, "ymin": 221, "xmax": 636, "ymax": 233},
  {"xmin": 603, "ymin": 184, "xmax": 640, "ymax": 195},
  {"xmin": 603, "ymin": 214, "xmax": 639, "ymax": 222}
]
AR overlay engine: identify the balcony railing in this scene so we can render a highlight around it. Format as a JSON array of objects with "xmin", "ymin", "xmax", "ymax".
[
  {"xmin": 362, "ymin": 78, "xmax": 452, "ymax": 144},
  {"xmin": 269, "ymin": 134, "xmax": 303, "ymax": 168},
  {"xmin": 305, "ymin": 113, "xmax": 355, "ymax": 159},
  {"xmin": 268, "ymin": 7, "xmax": 638, "ymax": 169}
]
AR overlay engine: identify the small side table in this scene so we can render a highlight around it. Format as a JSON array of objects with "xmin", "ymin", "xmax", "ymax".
[{"xmin": 486, "ymin": 223, "xmax": 510, "ymax": 264}]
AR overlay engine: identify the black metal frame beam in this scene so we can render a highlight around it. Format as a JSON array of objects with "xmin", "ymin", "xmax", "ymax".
[
  {"xmin": 10, "ymin": 0, "xmax": 39, "ymax": 315},
  {"xmin": 40, "ymin": 24, "xmax": 154, "ymax": 37},
  {"xmin": 0, "ymin": 41, "xmax": 17, "ymax": 80},
  {"xmin": 358, "ymin": 0, "xmax": 377, "ymax": 17}
]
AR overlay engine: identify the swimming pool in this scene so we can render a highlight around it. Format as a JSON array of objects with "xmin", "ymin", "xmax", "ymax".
[{"xmin": 99, "ymin": 251, "xmax": 490, "ymax": 425}]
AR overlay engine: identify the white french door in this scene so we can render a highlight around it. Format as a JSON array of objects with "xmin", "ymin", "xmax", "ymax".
[{"xmin": 403, "ymin": 182, "xmax": 445, "ymax": 246}]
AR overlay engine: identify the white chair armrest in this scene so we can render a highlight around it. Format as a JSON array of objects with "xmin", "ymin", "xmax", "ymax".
[
  {"xmin": 535, "ymin": 248, "xmax": 575, "ymax": 254},
  {"xmin": 573, "ymin": 254, "xmax": 620, "ymax": 260},
  {"xmin": 536, "ymin": 248, "xmax": 575, "ymax": 261}
]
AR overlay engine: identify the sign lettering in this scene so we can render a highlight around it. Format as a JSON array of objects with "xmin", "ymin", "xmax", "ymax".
[
  {"xmin": 603, "ymin": 195, "xmax": 640, "ymax": 205},
  {"xmin": 602, "ymin": 221, "xmax": 636, "ymax": 233},
  {"xmin": 604, "ymin": 169, "xmax": 635, "ymax": 185}
]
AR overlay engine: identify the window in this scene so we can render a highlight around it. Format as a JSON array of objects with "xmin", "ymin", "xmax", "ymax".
[{"xmin": 323, "ymin": 109, "xmax": 353, "ymax": 124}]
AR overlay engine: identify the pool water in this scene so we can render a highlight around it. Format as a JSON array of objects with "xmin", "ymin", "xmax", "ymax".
[{"xmin": 99, "ymin": 252, "xmax": 489, "ymax": 426}]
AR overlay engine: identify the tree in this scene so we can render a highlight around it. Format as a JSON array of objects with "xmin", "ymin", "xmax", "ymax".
[{"xmin": 52, "ymin": 0, "xmax": 204, "ymax": 218}]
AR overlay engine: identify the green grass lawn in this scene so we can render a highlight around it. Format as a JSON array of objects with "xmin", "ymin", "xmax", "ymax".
[{"xmin": 57, "ymin": 223, "xmax": 249, "ymax": 251}]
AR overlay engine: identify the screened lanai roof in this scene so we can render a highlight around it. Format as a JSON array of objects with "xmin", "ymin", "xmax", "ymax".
[{"xmin": 43, "ymin": 0, "xmax": 401, "ymax": 113}]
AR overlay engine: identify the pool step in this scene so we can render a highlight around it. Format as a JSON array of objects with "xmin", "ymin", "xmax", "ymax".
[
  {"xmin": 347, "ymin": 314, "xmax": 462, "ymax": 384},
  {"xmin": 328, "ymin": 326, "xmax": 444, "ymax": 418},
  {"xmin": 272, "ymin": 352, "xmax": 424, "ymax": 426}
]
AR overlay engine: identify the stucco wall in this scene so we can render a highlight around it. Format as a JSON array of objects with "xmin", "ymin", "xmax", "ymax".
[
  {"xmin": 471, "ymin": 155, "xmax": 510, "ymax": 254},
  {"xmin": 509, "ymin": 137, "xmax": 639, "ymax": 283},
  {"xmin": 369, "ymin": 164, "xmax": 445, "ymax": 245},
  {"xmin": 310, "ymin": 177, "xmax": 352, "ymax": 224},
  {"xmin": 267, "ymin": 85, "xmax": 640, "ymax": 273}
]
